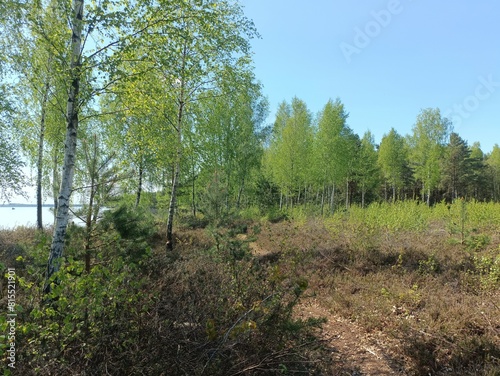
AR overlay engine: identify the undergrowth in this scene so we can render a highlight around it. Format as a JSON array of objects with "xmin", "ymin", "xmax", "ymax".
[
  {"xmin": 0, "ymin": 206, "xmax": 330, "ymax": 375},
  {"xmin": 1, "ymin": 200, "xmax": 500, "ymax": 375}
]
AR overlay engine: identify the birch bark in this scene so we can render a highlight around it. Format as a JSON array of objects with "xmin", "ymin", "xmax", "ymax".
[{"xmin": 45, "ymin": 0, "xmax": 84, "ymax": 294}]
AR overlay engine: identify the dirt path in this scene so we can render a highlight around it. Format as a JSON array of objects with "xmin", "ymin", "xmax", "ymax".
[
  {"xmin": 242, "ymin": 233, "xmax": 403, "ymax": 375},
  {"xmin": 297, "ymin": 299, "xmax": 402, "ymax": 375}
]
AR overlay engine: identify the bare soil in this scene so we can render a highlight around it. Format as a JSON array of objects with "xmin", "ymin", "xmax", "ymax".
[
  {"xmin": 242, "ymin": 232, "xmax": 406, "ymax": 375},
  {"xmin": 297, "ymin": 299, "xmax": 404, "ymax": 375}
]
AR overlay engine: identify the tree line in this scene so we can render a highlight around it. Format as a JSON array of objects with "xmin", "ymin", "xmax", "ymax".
[
  {"xmin": 264, "ymin": 98, "xmax": 500, "ymax": 212},
  {"xmin": 1, "ymin": 0, "xmax": 499, "ymax": 291}
]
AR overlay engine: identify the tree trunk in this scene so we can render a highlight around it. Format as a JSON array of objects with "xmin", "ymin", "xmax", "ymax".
[
  {"xmin": 330, "ymin": 183, "xmax": 335, "ymax": 213},
  {"xmin": 166, "ymin": 102, "xmax": 184, "ymax": 250},
  {"xmin": 236, "ymin": 177, "xmax": 244, "ymax": 209},
  {"xmin": 84, "ymin": 135, "xmax": 98, "ymax": 273},
  {"xmin": 44, "ymin": 0, "xmax": 84, "ymax": 296},
  {"xmin": 192, "ymin": 156, "xmax": 196, "ymax": 217},
  {"xmin": 192, "ymin": 176, "xmax": 196, "ymax": 217},
  {"xmin": 135, "ymin": 158, "xmax": 143, "ymax": 208},
  {"xmin": 345, "ymin": 179, "xmax": 349, "ymax": 210},
  {"xmin": 36, "ymin": 71, "xmax": 51, "ymax": 230},
  {"xmin": 320, "ymin": 185, "xmax": 325, "ymax": 215},
  {"xmin": 52, "ymin": 150, "xmax": 59, "ymax": 224},
  {"xmin": 166, "ymin": 43, "xmax": 188, "ymax": 252},
  {"xmin": 166, "ymin": 116, "xmax": 182, "ymax": 251}
]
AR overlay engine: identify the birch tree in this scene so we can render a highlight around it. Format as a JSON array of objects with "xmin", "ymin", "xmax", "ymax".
[
  {"xmin": 378, "ymin": 128, "xmax": 408, "ymax": 202},
  {"xmin": 132, "ymin": 0, "xmax": 258, "ymax": 250},
  {"xmin": 487, "ymin": 144, "xmax": 500, "ymax": 201},
  {"xmin": 314, "ymin": 98, "xmax": 350, "ymax": 213},
  {"xmin": 408, "ymin": 108, "xmax": 449, "ymax": 205},
  {"xmin": 194, "ymin": 76, "xmax": 267, "ymax": 214},
  {"xmin": 44, "ymin": 0, "xmax": 147, "ymax": 293},
  {"xmin": 265, "ymin": 98, "xmax": 313, "ymax": 208},
  {"xmin": 45, "ymin": 0, "xmax": 85, "ymax": 293},
  {"xmin": 0, "ymin": 99, "xmax": 27, "ymax": 202},
  {"xmin": 6, "ymin": 0, "xmax": 69, "ymax": 228},
  {"xmin": 357, "ymin": 131, "xmax": 379, "ymax": 207}
]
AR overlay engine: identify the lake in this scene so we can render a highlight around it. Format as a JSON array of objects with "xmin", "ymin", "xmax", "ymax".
[{"xmin": 0, "ymin": 206, "xmax": 85, "ymax": 229}]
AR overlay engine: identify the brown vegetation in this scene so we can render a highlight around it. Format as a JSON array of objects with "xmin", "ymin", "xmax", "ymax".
[{"xmin": 1, "ymin": 205, "xmax": 499, "ymax": 375}]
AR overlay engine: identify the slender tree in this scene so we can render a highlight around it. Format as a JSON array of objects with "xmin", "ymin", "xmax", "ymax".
[
  {"xmin": 467, "ymin": 142, "xmax": 487, "ymax": 200},
  {"xmin": 194, "ymin": 76, "xmax": 267, "ymax": 214},
  {"xmin": 314, "ymin": 98, "xmax": 350, "ymax": 213},
  {"xmin": 357, "ymin": 131, "xmax": 379, "ymax": 207},
  {"xmin": 45, "ymin": 0, "xmax": 84, "ymax": 293},
  {"xmin": 378, "ymin": 128, "xmax": 408, "ymax": 201},
  {"xmin": 441, "ymin": 132, "xmax": 471, "ymax": 201},
  {"xmin": 487, "ymin": 144, "xmax": 500, "ymax": 201},
  {"xmin": 409, "ymin": 108, "xmax": 449, "ymax": 205},
  {"xmin": 265, "ymin": 98, "xmax": 313, "ymax": 208},
  {"xmin": 131, "ymin": 0, "xmax": 258, "ymax": 250}
]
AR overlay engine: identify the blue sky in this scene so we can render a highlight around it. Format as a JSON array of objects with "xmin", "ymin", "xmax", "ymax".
[{"xmin": 240, "ymin": 0, "xmax": 500, "ymax": 153}]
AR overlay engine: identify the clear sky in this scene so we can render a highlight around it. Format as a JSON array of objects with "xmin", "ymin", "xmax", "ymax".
[{"xmin": 240, "ymin": 0, "xmax": 500, "ymax": 152}]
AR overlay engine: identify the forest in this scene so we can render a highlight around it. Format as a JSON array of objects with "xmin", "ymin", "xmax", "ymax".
[{"xmin": 1, "ymin": 0, "xmax": 500, "ymax": 375}]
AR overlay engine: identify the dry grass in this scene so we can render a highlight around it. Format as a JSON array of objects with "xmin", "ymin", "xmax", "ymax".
[
  {"xmin": 251, "ymin": 215, "xmax": 500, "ymax": 375},
  {"xmin": 1, "ymin": 206, "xmax": 499, "ymax": 375}
]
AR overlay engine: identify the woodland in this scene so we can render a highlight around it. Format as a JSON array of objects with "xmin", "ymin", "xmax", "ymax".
[{"xmin": 0, "ymin": 0, "xmax": 499, "ymax": 375}]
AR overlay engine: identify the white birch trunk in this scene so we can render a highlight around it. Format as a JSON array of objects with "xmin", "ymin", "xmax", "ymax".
[
  {"xmin": 45, "ymin": 0, "xmax": 84, "ymax": 294},
  {"xmin": 166, "ymin": 44, "xmax": 187, "ymax": 251}
]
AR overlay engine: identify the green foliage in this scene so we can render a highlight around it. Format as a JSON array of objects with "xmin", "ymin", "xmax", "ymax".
[
  {"xmin": 264, "ymin": 98, "xmax": 313, "ymax": 204},
  {"xmin": 441, "ymin": 132, "xmax": 472, "ymax": 201},
  {"xmin": 99, "ymin": 204, "xmax": 155, "ymax": 262},
  {"xmin": 418, "ymin": 254, "xmax": 441, "ymax": 275},
  {"xmin": 408, "ymin": 108, "xmax": 449, "ymax": 204},
  {"xmin": 345, "ymin": 201, "xmax": 430, "ymax": 233},
  {"xmin": 357, "ymin": 131, "xmax": 380, "ymax": 206},
  {"xmin": 314, "ymin": 98, "xmax": 351, "ymax": 187},
  {"xmin": 2, "ymin": 212, "xmax": 154, "ymax": 375},
  {"xmin": 378, "ymin": 128, "xmax": 409, "ymax": 201},
  {"xmin": 487, "ymin": 144, "xmax": 500, "ymax": 201},
  {"xmin": 198, "ymin": 172, "xmax": 230, "ymax": 225},
  {"xmin": 0, "ymin": 128, "xmax": 27, "ymax": 202},
  {"xmin": 472, "ymin": 248, "xmax": 500, "ymax": 289}
]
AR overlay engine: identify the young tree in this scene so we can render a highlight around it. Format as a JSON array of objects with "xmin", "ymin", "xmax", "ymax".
[
  {"xmin": 467, "ymin": 142, "xmax": 488, "ymax": 200},
  {"xmin": 314, "ymin": 98, "xmax": 351, "ymax": 213},
  {"xmin": 0, "ymin": 20, "xmax": 27, "ymax": 202},
  {"xmin": 44, "ymin": 0, "xmax": 149, "ymax": 292},
  {"xmin": 487, "ymin": 144, "xmax": 500, "ymax": 201},
  {"xmin": 7, "ymin": 0, "xmax": 69, "ymax": 229},
  {"xmin": 194, "ymin": 76, "xmax": 268, "ymax": 214},
  {"xmin": 263, "ymin": 101, "xmax": 290, "ymax": 209},
  {"xmin": 378, "ymin": 128, "xmax": 408, "ymax": 202},
  {"xmin": 343, "ymin": 131, "xmax": 361, "ymax": 209},
  {"xmin": 131, "ymin": 0, "xmax": 258, "ymax": 250},
  {"xmin": 265, "ymin": 98, "xmax": 313, "ymax": 208},
  {"xmin": 408, "ymin": 108, "xmax": 449, "ymax": 205},
  {"xmin": 441, "ymin": 132, "xmax": 471, "ymax": 201},
  {"xmin": 0, "ymin": 107, "xmax": 27, "ymax": 202},
  {"xmin": 357, "ymin": 131, "xmax": 379, "ymax": 207}
]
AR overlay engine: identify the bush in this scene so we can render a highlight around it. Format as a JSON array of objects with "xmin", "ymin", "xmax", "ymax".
[{"xmin": 0, "ymin": 214, "xmax": 329, "ymax": 375}]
